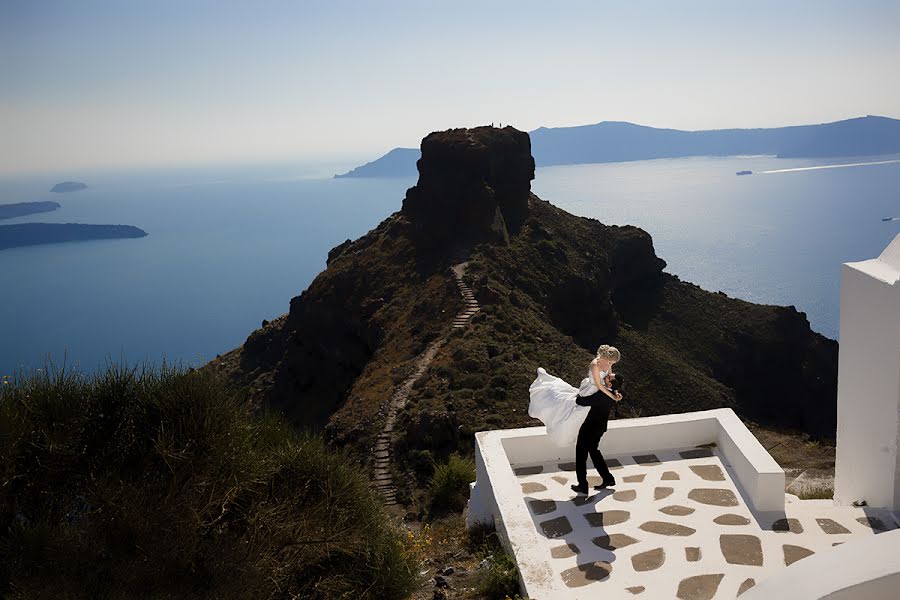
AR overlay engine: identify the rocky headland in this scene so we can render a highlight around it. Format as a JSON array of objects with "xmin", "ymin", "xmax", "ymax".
[{"xmin": 211, "ymin": 125, "xmax": 837, "ymax": 499}]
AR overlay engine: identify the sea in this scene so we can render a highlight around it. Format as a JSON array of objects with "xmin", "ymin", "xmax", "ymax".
[{"xmin": 1, "ymin": 155, "xmax": 898, "ymax": 376}]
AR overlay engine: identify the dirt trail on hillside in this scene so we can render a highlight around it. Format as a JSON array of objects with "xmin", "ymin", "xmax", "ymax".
[{"xmin": 373, "ymin": 262, "xmax": 479, "ymax": 505}]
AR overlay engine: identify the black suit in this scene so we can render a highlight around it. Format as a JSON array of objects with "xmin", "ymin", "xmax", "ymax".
[{"xmin": 574, "ymin": 389, "xmax": 614, "ymax": 487}]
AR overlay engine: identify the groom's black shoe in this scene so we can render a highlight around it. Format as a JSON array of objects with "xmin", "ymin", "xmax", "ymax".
[
  {"xmin": 593, "ymin": 478, "xmax": 616, "ymax": 490},
  {"xmin": 570, "ymin": 483, "xmax": 589, "ymax": 495}
]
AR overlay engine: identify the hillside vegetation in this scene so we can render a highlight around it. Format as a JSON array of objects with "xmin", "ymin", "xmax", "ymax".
[{"xmin": 0, "ymin": 365, "xmax": 418, "ymax": 599}]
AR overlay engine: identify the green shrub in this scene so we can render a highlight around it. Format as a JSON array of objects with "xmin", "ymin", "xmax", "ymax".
[
  {"xmin": 406, "ymin": 448, "xmax": 435, "ymax": 479},
  {"xmin": 450, "ymin": 372, "xmax": 488, "ymax": 390},
  {"xmin": 427, "ymin": 454, "xmax": 475, "ymax": 516},
  {"xmin": 468, "ymin": 524, "xmax": 522, "ymax": 600},
  {"xmin": 476, "ymin": 551, "xmax": 522, "ymax": 600},
  {"xmin": 0, "ymin": 364, "xmax": 418, "ymax": 600}
]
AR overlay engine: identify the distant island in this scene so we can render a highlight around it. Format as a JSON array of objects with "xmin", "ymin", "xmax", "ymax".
[
  {"xmin": 0, "ymin": 201, "xmax": 61, "ymax": 220},
  {"xmin": 0, "ymin": 223, "xmax": 147, "ymax": 251},
  {"xmin": 335, "ymin": 148, "xmax": 420, "ymax": 179},
  {"xmin": 334, "ymin": 115, "xmax": 900, "ymax": 178},
  {"xmin": 50, "ymin": 181, "xmax": 88, "ymax": 193}
]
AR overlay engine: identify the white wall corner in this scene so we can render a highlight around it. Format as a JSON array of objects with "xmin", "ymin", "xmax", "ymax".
[{"xmin": 834, "ymin": 233, "xmax": 900, "ymax": 510}]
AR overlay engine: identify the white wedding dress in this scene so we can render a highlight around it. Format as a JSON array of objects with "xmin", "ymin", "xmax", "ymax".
[{"xmin": 528, "ymin": 367, "xmax": 606, "ymax": 448}]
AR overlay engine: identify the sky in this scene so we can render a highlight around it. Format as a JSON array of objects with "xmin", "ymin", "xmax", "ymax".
[{"xmin": 1, "ymin": 0, "xmax": 899, "ymax": 174}]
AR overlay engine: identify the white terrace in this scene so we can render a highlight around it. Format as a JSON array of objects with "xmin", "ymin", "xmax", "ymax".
[{"xmin": 466, "ymin": 233, "xmax": 900, "ymax": 600}]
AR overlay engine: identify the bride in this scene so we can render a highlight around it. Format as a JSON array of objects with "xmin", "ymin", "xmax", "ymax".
[{"xmin": 528, "ymin": 345, "xmax": 623, "ymax": 448}]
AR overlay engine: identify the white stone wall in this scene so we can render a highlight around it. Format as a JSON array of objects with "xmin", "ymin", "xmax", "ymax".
[
  {"xmin": 834, "ymin": 233, "xmax": 900, "ymax": 510},
  {"xmin": 739, "ymin": 529, "xmax": 900, "ymax": 600}
]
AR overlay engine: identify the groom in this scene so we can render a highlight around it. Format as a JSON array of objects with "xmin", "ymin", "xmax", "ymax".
[{"xmin": 570, "ymin": 376, "xmax": 622, "ymax": 495}]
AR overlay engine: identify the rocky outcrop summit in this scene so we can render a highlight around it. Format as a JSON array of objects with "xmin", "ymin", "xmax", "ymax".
[
  {"xmin": 209, "ymin": 126, "xmax": 838, "ymax": 480},
  {"xmin": 402, "ymin": 126, "xmax": 534, "ymax": 246}
]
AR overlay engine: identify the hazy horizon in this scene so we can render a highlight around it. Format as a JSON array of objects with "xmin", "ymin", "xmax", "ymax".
[{"xmin": 3, "ymin": 0, "xmax": 899, "ymax": 175}]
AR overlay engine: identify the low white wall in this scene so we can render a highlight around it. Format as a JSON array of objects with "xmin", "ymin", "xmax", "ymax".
[
  {"xmin": 466, "ymin": 427, "xmax": 559, "ymax": 597},
  {"xmin": 834, "ymin": 233, "xmax": 900, "ymax": 511},
  {"xmin": 740, "ymin": 528, "xmax": 900, "ymax": 600},
  {"xmin": 715, "ymin": 409, "xmax": 786, "ymax": 513},
  {"xmin": 491, "ymin": 408, "xmax": 783, "ymax": 513},
  {"xmin": 465, "ymin": 408, "xmax": 786, "ymax": 597}
]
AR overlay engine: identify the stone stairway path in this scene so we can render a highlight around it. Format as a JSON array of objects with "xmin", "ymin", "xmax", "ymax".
[
  {"xmin": 451, "ymin": 262, "xmax": 480, "ymax": 329},
  {"xmin": 372, "ymin": 262, "xmax": 479, "ymax": 505}
]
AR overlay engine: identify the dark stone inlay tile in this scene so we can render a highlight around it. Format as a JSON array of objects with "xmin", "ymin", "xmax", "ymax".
[
  {"xmin": 550, "ymin": 543, "xmax": 579, "ymax": 559},
  {"xmin": 592, "ymin": 533, "xmax": 638, "ymax": 550},
  {"xmin": 685, "ymin": 547, "xmax": 701, "ymax": 562},
  {"xmin": 552, "ymin": 475, "xmax": 568, "ymax": 485},
  {"xmin": 514, "ymin": 465, "xmax": 543, "ymax": 476},
  {"xmin": 623, "ymin": 474, "xmax": 646, "ymax": 483},
  {"xmin": 690, "ymin": 465, "xmax": 725, "ymax": 481},
  {"xmin": 714, "ymin": 513, "xmax": 750, "ymax": 526},
  {"xmin": 558, "ymin": 462, "xmax": 577, "ymax": 472},
  {"xmin": 540, "ymin": 515, "xmax": 573, "ymax": 538},
  {"xmin": 772, "ymin": 518, "xmax": 803, "ymax": 534},
  {"xmin": 660, "ymin": 505, "xmax": 695, "ymax": 516},
  {"xmin": 529, "ymin": 499, "xmax": 557, "ymax": 515},
  {"xmin": 661, "ymin": 470, "xmax": 680, "ymax": 480},
  {"xmin": 857, "ymin": 516, "xmax": 890, "ymax": 532},
  {"xmin": 783, "ymin": 544, "xmax": 815, "ymax": 566},
  {"xmin": 613, "ymin": 489, "xmax": 637, "ymax": 502},
  {"xmin": 720, "ymin": 534, "xmax": 763, "ymax": 566},
  {"xmin": 816, "ymin": 518, "xmax": 851, "ymax": 534},
  {"xmin": 738, "ymin": 578, "xmax": 756, "ymax": 596},
  {"xmin": 585, "ymin": 510, "xmax": 630, "ymax": 527},
  {"xmin": 654, "ymin": 487, "xmax": 674, "ymax": 500},
  {"xmin": 627, "ymin": 586, "xmax": 645, "ymax": 595},
  {"xmin": 639, "ymin": 521, "xmax": 696, "ymax": 536},
  {"xmin": 561, "ymin": 561, "xmax": 612, "ymax": 588},
  {"xmin": 634, "ymin": 454, "xmax": 660, "ymax": 465},
  {"xmin": 676, "ymin": 573, "xmax": 724, "ymax": 600},
  {"xmin": 680, "ymin": 448, "xmax": 714, "ymax": 459},
  {"xmin": 521, "ymin": 482, "xmax": 547, "ymax": 494},
  {"xmin": 688, "ymin": 488, "xmax": 739, "ymax": 507},
  {"xmin": 632, "ymin": 547, "xmax": 666, "ymax": 572},
  {"xmin": 608, "ymin": 458, "xmax": 623, "ymax": 470}
]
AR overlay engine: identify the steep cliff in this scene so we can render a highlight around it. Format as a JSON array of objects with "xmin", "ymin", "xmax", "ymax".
[{"xmin": 210, "ymin": 126, "xmax": 837, "ymax": 472}]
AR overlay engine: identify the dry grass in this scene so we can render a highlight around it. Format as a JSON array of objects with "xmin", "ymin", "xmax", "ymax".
[
  {"xmin": 795, "ymin": 483, "xmax": 835, "ymax": 500},
  {"xmin": 0, "ymin": 364, "xmax": 419, "ymax": 599}
]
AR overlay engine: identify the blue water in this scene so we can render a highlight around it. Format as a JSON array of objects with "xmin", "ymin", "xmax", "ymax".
[
  {"xmin": 1, "ymin": 155, "xmax": 898, "ymax": 375},
  {"xmin": 533, "ymin": 155, "xmax": 900, "ymax": 341}
]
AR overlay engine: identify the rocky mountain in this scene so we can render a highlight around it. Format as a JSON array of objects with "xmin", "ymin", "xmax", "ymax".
[
  {"xmin": 333, "ymin": 115, "xmax": 900, "ymax": 178},
  {"xmin": 211, "ymin": 126, "xmax": 837, "ymax": 480}
]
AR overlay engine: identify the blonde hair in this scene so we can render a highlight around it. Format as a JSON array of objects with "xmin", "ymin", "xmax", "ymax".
[{"xmin": 595, "ymin": 344, "xmax": 621, "ymax": 363}]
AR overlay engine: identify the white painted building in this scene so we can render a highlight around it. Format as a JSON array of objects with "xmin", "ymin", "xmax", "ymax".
[{"xmin": 466, "ymin": 233, "xmax": 900, "ymax": 600}]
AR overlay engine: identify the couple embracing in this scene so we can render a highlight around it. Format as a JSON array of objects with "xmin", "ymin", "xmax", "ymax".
[{"xmin": 528, "ymin": 345, "xmax": 624, "ymax": 495}]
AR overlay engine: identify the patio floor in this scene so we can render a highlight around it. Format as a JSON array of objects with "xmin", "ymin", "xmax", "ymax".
[{"xmin": 512, "ymin": 444, "xmax": 897, "ymax": 599}]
